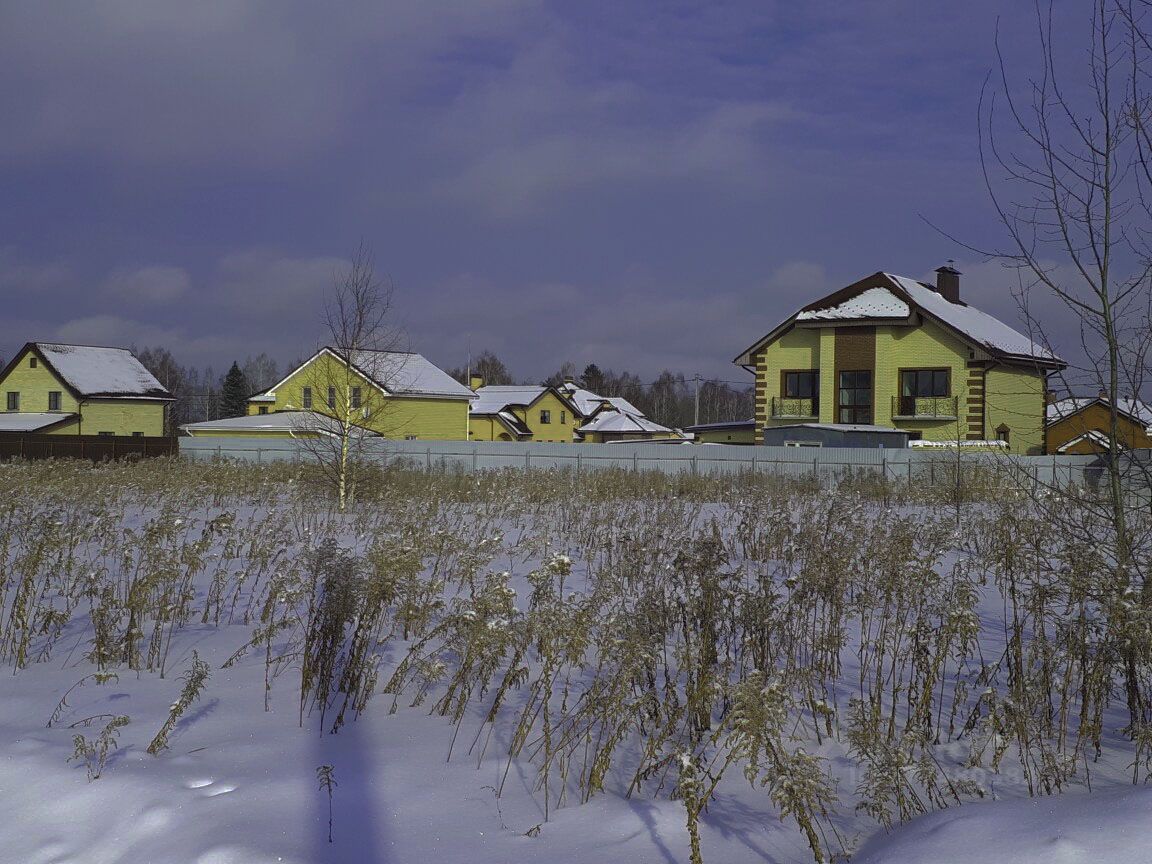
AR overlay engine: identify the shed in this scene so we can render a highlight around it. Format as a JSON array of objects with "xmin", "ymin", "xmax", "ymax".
[{"xmin": 762, "ymin": 423, "xmax": 910, "ymax": 449}]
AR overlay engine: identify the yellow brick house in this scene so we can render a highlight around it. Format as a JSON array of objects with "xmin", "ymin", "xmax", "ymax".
[
  {"xmin": 733, "ymin": 267, "xmax": 1066, "ymax": 453},
  {"xmin": 0, "ymin": 342, "xmax": 174, "ymax": 436},
  {"xmin": 242, "ymin": 347, "xmax": 473, "ymax": 440}
]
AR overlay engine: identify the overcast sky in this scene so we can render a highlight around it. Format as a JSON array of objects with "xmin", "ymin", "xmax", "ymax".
[{"xmin": 0, "ymin": 2, "xmax": 1095, "ymax": 384}]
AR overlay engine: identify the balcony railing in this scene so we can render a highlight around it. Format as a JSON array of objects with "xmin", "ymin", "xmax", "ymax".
[
  {"xmin": 891, "ymin": 395, "xmax": 959, "ymax": 419},
  {"xmin": 771, "ymin": 397, "xmax": 818, "ymax": 419}
]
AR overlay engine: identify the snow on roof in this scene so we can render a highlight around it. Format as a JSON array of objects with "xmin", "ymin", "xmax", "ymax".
[
  {"xmin": 496, "ymin": 410, "xmax": 531, "ymax": 436},
  {"xmin": 180, "ymin": 411, "xmax": 381, "ymax": 436},
  {"xmin": 470, "ymin": 386, "xmax": 548, "ymax": 415},
  {"xmin": 557, "ymin": 383, "xmax": 644, "ymax": 418},
  {"xmin": 0, "ymin": 412, "xmax": 78, "ymax": 432},
  {"xmin": 885, "ymin": 275, "xmax": 1061, "ymax": 362},
  {"xmin": 1047, "ymin": 396, "xmax": 1152, "ymax": 427},
  {"xmin": 578, "ymin": 410, "xmax": 674, "ymax": 435},
  {"xmin": 346, "ymin": 350, "xmax": 474, "ymax": 399},
  {"xmin": 34, "ymin": 343, "xmax": 173, "ymax": 399},
  {"xmin": 796, "ymin": 286, "xmax": 911, "ymax": 321},
  {"xmin": 1056, "ymin": 430, "xmax": 1112, "ymax": 453}
]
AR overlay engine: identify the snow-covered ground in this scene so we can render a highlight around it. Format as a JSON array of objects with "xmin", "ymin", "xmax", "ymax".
[{"xmin": 0, "ymin": 462, "xmax": 1148, "ymax": 863}]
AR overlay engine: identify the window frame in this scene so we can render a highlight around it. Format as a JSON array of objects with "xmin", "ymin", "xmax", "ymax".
[
  {"xmin": 302, "ymin": 387, "xmax": 313, "ymax": 409},
  {"xmin": 781, "ymin": 369, "xmax": 819, "ymax": 400},
  {"xmin": 539, "ymin": 409, "xmax": 552, "ymax": 424},
  {"xmin": 899, "ymin": 368, "xmax": 951, "ymax": 398},
  {"xmin": 326, "ymin": 386, "xmax": 336, "ymax": 409},
  {"xmin": 837, "ymin": 370, "xmax": 873, "ymax": 424},
  {"xmin": 29, "ymin": 357, "xmax": 37, "ymax": 368},
  {"xmin": 350, "ymin": 386, "xmax": 362, "ymax": 409},
  {"xmin": 5, "ymin": 392, "xmax": 18, "ymax": 411},
  {"xmin": 48, "ymin": 391, "xmax": 61, "ymax": 411}
]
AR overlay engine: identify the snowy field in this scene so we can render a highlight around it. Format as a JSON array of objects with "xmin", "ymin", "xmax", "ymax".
[{"xmin": 0, "ymin": 458, "xmax": 1148, "ymax": 864}]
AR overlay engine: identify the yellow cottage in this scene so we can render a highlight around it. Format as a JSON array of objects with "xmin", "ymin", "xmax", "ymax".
[
  {"xmin": 0, "ymin": 342, "xmax": 173, "ymax": 436},
  {"xmin": 733, "ymin": 267, "xmax": 1067, "ymax": 454},
  {"xmin": 242, "ymin": 347, "xmax": 473, "ymax": 440},
  {"xmin": 468, "ymin": 385, "xmax": 583, "ymax": 442}
]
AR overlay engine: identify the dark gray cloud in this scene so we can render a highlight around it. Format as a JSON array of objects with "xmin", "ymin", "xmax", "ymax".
[{"xmin": 0, "ymin": 2, "xmax": 1105, "ymax": 386}]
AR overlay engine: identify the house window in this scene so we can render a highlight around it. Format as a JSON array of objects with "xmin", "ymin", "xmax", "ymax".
[
  {"xmin": 560, "ymin": 410, "xmax": 566, "ymax": 424},
  {"xmin": 29, "ymin": 357, "xmax": 37, "ymax": 368},
  {"xmin": 784, "ymin": 370, "xmax": 819, "ymax": 399},
  {"xmin": 996, "ymin": 424, "xmax": 1011, "ymax": 445},
  {"xmin": 327, "ymin": 386, "xmax": 336, "ymax": 409},
  {"xmin": 302, "ymin": 387, "xmax": 313, "ymax": 409},
  {"xmin": 48, "ymin": 391, "xmax": 61, "ymax": 411},
  {"xmin": 838, "ymin": 371, "xmax": 872, "ymax": 424},
  {"xmin": 351, "ymin": 387, "xmax": 362, "ymax": 409},
  {"xmin": 540, "ymin": 409, "xmax": 552, "ymax": 424},
  {"xmin": 901, "ymin": 369, "xmax": 950, "ymax": 398},
  {"xmin": 405, "ymin": 434, "xmax": 418, "ymax": 441},
  {"xmin": 898, "ymin": 369, "xmax": 950, "ymax": 416},
  {"xmin": 97, "ymin": 431, "xmax": 114, "ymax": 437},
  {"xmin": 131, "ymin": 431, "xmax": 144, "ymax": 437},
  {"xmin": 784, "ymin": 440, "xmax": 822, "ymax": 448},
  {"xmin": 5, "ymin": 392, "xmax": 18, "ymax": 411},
  {"xmin": 258, "ymin": 406, "xmax": 269, "ymax": 415}
]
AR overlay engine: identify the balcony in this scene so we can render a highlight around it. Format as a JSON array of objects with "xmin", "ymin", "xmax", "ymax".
[
  {"xmin": 891, "ymin": 395, "xmax": 959, "ymax": 420},
  {"xmin": 771, "ymin": 396, "xmax": 818, "ymax": 419}
]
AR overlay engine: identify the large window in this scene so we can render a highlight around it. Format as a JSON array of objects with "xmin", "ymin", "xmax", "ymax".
[
  {"xmin": 901, "ymin": 369, "xmax": 950, "ymax": 398},
  {"xmin": 540, "ymin": 409, "xmax": 552, "ymax": 424},
  {"xmin": 784, "ymin": 370, "xmax": 819, "ymax": 399},
  {"xmin": 838, "ymin": 371, "xmax": 872, "ymax": 424}
]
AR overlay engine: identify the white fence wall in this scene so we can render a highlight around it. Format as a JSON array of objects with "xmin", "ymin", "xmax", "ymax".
[{"xmin": 179, "ymin": 437, "xmax": 1105, "ymax": 488}]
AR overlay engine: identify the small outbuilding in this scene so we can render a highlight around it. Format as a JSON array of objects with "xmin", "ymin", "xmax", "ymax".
[
  {"xmin": 684, "ymin": 419, "xmax": 756, "ymax": 445},
  {"xmin": 761, "ymin": 423, "xmax": 910, "ymax": 449}
]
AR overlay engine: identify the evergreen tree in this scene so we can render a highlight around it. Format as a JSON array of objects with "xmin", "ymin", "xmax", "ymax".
[{"xmin": 220, "ymin": 361, "xmax": 250, "ymax": 418}]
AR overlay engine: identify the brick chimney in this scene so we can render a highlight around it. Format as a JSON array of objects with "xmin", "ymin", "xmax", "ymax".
[{"xmin": 935, "ymin": 262, "xmax": 961, "ymax": 303}]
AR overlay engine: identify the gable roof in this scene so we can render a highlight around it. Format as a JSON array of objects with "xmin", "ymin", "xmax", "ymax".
[
  {"xmin": 470, "ymin": 385, "xmax": 579, "ymax": 418},
  {"xmin": 253, "ymin": 348, "xmax": 474, "ymax": 401},
  {"xmin": 556, "ymin": 382, "xmax": 644, "ymax": 418},
  {"xmin": 735, "ymin": 271, "xmax": 1065, "ymax": 368},
  {"xmin": 1047, "ymin": 396, "xmax": 1152, "ymax": 430},
  {"xmin": 2, "ymin": 343, "xmax": 174, "ymax": 400},
  {"xmin": 577, "ymin": 409, "xmax": 676, "ymax": 435}
]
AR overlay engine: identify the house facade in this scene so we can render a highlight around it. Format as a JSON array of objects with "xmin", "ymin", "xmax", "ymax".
[
  {"xmin": 733, "ymin": 268, "xmax": 1066, "ymax": 454},
  {"xmin": 0, "ymin": 342, "xmax": 173, "ymax": 436},
  {"xmin": 246, "ymin": 347, "xmax": 473, "ymax": 440},
  {"xmin": 468, "ymin": 384, "xmax": 582, "ymax": 442},
  {"xmin": 1046, "ymin": 396, "xmax": 1152, "ymax": 454}
]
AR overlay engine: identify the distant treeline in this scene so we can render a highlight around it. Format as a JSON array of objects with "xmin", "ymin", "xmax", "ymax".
[{"xmin": 134, "ymin": 347, "xmax": 284, "ymax": 427}]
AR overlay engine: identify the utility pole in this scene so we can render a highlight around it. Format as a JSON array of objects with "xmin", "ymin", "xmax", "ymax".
[{"xmin": 693, "ymin": 373, "xmax": 701, "ymax": 427}]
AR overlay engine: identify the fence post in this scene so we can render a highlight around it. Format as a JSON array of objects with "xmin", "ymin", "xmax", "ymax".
[
  {"xmin": 256, "ymin": 448, "xmax": 263, "ymax": 464},
  {"xmin": 813, "ymin": 456, "xmax": 818, "ymax": 479},
  {"xmin": 751, "ymin": 453, "xmax": 757, "ymax": 473},
  {"xmin": 691, "ymin": 454, "xmax": 698, "ymax": 475},
  {"xmin": 525, "ymin": 450, "xmax": 530, "ymax": 469},
  {"xmin": 881, "ymin": 454, "xmax": 886, "ymax": 482},
  {"xmin": 426, "ymin": 447, "xmax": 431, "ymax": 469},
  {"xmin": 633, "ymin": 451, "xmax": 639, "ymax": 472},
  {"xmin": 576, "ymin": 451, "xmax": 582, "ymax": 473},
  {"xmin": 472, "ymin": 449, "xmax": 478, "ymax": 473}
]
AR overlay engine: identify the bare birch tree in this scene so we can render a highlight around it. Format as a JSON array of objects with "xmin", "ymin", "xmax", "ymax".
[{"xmin": 297, "ymin": 245, "xmax": 406, "ymax": 511}]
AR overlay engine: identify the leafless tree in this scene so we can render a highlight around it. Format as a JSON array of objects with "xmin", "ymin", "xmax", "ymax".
[
  {"xmin": 976, "ymin": 0, "xmax": 1152, "ymax": 727},
  {"xmin": 296, "ymin": 245, "xmax": 406, "ymax": 511}
]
